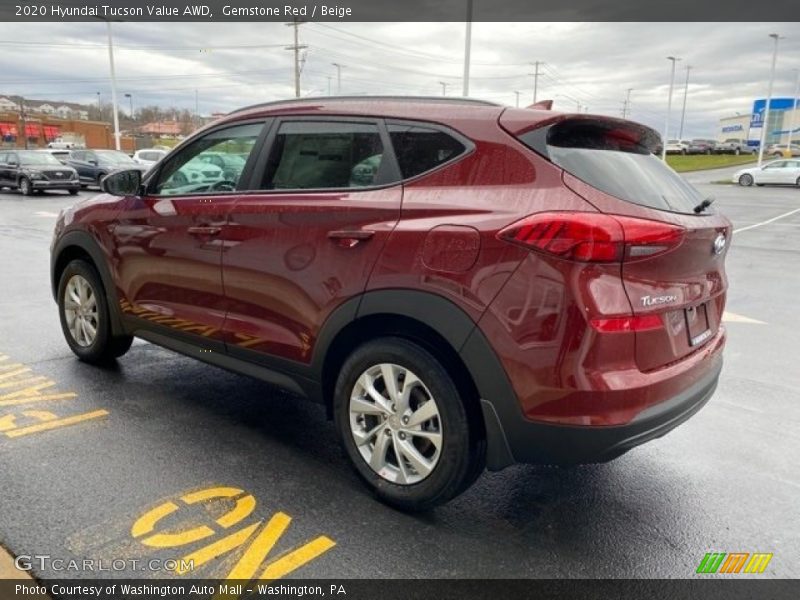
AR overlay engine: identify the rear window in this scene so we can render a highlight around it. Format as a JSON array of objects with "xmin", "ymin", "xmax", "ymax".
[
  {"xmin": 518, "ymin": 118, "xmax": 706, "ymax": 215},
  {"xmin": 388, "ymin": 124, "xmax": 467, "ymax": 179}
]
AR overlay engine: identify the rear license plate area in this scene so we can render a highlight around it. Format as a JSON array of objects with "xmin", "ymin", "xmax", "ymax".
[{"xmin": 686, "ymin": 303, "xmax": 711, "ymax": 347}]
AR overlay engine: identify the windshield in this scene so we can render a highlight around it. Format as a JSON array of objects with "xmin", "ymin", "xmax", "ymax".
[
  {"xmin": 19, "ymin": 152, "xmax": 63, "ymax": 166},
  {"xmin": 97, "ymin": 151, "xmax": 136, "ymax": 165},
  {"xmin": 547, "ymin": 146, "xmax": 705, "ymax": 214}
]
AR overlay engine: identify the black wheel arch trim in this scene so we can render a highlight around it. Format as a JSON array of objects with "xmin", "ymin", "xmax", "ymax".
[{"xmin": 51, "ymin": 229, "xmax": 126, "ymax": 337}]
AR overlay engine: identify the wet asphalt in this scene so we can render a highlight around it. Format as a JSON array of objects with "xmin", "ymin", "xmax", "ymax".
[{"xmin": 0, "ymin": 171, "xmax": 798, "ymax": 581}]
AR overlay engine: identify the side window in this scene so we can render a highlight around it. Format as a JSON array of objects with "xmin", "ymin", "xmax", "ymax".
[
  {"xmin": 71, "ymin": 151, "xmax": 85, "ymax": 162},
  {"xmin": 388, "ymin": 123, "xmax": 467, "ymax": 179},
  {"xmin": 152, "ymin": 122, "xmax": 263, "ymax": 195},
  {"xmin": 766, "ymin": 161, "xmax": 786, "ymax": 169},
  {"xmin": 262, "ymin": 121, "xmax": 384, "ymax": 190},
  {"xmin": 0, "ymin": 153, "xmax": 7, "ymax": 164}
]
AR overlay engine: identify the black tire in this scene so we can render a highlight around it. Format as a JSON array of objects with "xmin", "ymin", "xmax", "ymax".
[
  {"xmin": 57, "ymin": 259, "xmax": 133, "ymax": 364},
  {"xmin": 681, "ymin": 149, "xmax": 687, "ymax": 155},
  {"xmin": 68, "ymin": 189, "xmax": 78, "ymax": 195},
  {"xmin": 96, "ymin": 172, "xmax": 107, "ymax": 188},
  {"xmin": 738, "ymin": 174, "xmax": 754, "ymax": 187},
  {"xmin": 734, "ymin": 148, "xmax": 740, "ymax": 155},
  {"xmin": 796, "ymin": 177, "xmax": 800, "ymax": 187},
  {"xmin": 19, "ymin": 177, "xmax": 33, "ymax": 196},
  {"xmin": 334, "ymin": 337, "xmax": 485, "ymax": 511}
]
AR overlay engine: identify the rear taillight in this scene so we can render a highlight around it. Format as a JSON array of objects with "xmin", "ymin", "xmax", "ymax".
[{"xmin": 497, "ymin": 212, "xmax": 684, "ymax": 263}]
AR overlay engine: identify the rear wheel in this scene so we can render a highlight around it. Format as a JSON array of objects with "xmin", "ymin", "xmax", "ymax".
[
  {"xmin": 796, "ymin": 177, "xmax": 800, "ymax": 187},
  {"xmin": 68, "ymin": 189, "xmax": 78, "ymax": 195},
  {"xmin": 334, "ymin": 337, "xmax": 485, "ymax": 511},
  {"xmin": 738, "ymin": 174, "xmax": 754, "ymax": 186},
  {"xmin": 57, "ymin": 259, "xmax": 133, "ymax": 364}
]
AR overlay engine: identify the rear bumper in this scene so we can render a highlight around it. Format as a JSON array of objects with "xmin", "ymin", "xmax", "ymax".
[{"xmin": 480, "ymin": 358, "xmax": 721, "ymax": 467}]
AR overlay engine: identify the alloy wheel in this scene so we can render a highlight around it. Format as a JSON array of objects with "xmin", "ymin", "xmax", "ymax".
[
  {"xmin": 63, "ymin": 274, "xmax": 99, "ymax": 347},
  {"xmin": 348, "ymin": 363, "xmax": 442, "ymax": 485}
]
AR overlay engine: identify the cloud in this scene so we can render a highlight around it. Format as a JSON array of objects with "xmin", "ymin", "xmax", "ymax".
[{"xmin": 1, "ymin": 21, "xmax": 797, "ymax": 137}]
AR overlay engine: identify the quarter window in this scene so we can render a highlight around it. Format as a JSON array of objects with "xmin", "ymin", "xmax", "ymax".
[
  {"xmin": 152, "ymin": 122, "xmax": 263, "ymax": 195},
  {"xmin": 388, "ymin": 124, "xmax": 467, "ymax": 179},
  {"xmin": 262, "ymin": 121, "xmax": 385, "ymax": 190}
]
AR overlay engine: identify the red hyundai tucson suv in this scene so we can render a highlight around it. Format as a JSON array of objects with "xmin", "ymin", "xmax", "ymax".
[{"xmin": 51, "ymin": 97, "xmax": 729, "ymax": 510}]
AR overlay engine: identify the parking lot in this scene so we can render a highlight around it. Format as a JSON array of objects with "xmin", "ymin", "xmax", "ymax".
[{"xmin": 0, "ymin": 171, "xmax": 798, "ymax": 580}]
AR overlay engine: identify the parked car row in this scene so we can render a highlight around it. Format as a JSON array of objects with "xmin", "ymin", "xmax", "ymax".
[{"xmin": 665, "ymin": 138, "xmax": 758, "ymax": 155}]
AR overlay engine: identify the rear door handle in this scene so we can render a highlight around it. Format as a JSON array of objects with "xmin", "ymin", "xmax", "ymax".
[
  {"xmin": 327, "ymin": 230, "xmax": 375, "ymax": 248},
  {"xmin": 188, "ymin": 225, "xmax": 222, "ymax": 236}
]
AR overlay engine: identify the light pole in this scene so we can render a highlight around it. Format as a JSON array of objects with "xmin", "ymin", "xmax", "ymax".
[
  {"xmin": 332, "ymin": 63, "xmax": 343, "ymax": 95},
  {"xmin": 514, "ymin": 91, "xmax": 521, "ymax": 108},
  {"xmin": 678, "ymin": 65, "xmax": 692, "ymax": 141},
  {"xmin": 106, "ymin": 21, "xmax": 121, "ymax": 150},
  {"xmin": 439, "ymin": 81, "xmax": 448, "ymax": 96},
  {"xmin": 124, "ymin": 93, "xmax": 133, "ymax": 119},
  {"xmin": 786, "ymin": 68, "xmax": 799, "ymax": 151},
  {"xmin": 662, "ymin": 56, "xmax": 681, "ymax": 160},
  {"xmin": 758, "ymin": 33, "xmax": 781, "ymax": 166},
  {"xmin": 462, "ymin": 0, "xmax": 473, "ymax": 96},
  {"xmin": 96, "ymin": 92, "xmax": 101, "ymax": 120}
]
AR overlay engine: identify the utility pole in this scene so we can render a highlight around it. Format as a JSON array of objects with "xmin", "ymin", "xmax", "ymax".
[
  {"xmin": 439, "ymin": 81, "xmax": 448, "ymax": 96},
  {"xmin": 285, "ymin": 19, "xmax": 307, "ymax": 98},
  {"xmin": 514, "ymin": 91, "xmax": 521, "ymax": 108},
  {"xmin": 786, "ymin": 68, "xmax": 799, "ymax": 151},
  {"xmin": 332, "ymin": 63, "xmax": 343, "ymax": 95},
  {"xmin": 678, "ymin": 65, "xmax": 692, "ymax": 141},
  {"xmin": 530, "ymin": 61, "xmax": 541, "ymax": 103},
  {"xmin": 622, "ymin": 88, "xmax": 633, "ymax": 118},
  {"xmin": 195, "ymin": 89, "xmax": 199, "ymax": 127},
  {"xmin": 462, "ymin": 0, "xmax": 473, "ymax": 96},
  {"xmin": 758, "ymin": 33, "xmax": 781, "ymax": 166},
  {"xmin": 19, "ymin": 96, "xmax": 27, "ymax": 150},
  {"xmin": 124, "ymin": 93, "xmax": 133, "ymax": 119},
  {"xmin": 662, "ymin": 56, "xmax": 681, "ymax": 160},
  {"xmin": 106, "ymin": 22, "xmax": 121, "ymax": 150}
]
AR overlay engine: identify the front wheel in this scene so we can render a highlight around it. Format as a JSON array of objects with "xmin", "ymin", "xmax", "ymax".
[
  {"xmin": 58, "ymin": 259, "xmax": 133, "ymax": 364},
  {"xmin": 738, "ymin": 174, "xmax": 754, "ymax": 186},
  {"xmin": 334, "ymin": 337, "xmax": 485, "ymax": 511},
  {"xmin": 19, "ymin": 177, "xmax": 33, "ymax": 196}
]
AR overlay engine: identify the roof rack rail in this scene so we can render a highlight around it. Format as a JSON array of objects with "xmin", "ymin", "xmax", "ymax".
[{"xmin": 227, "ymin": 95, "xmax": 502, "ymax": 115}]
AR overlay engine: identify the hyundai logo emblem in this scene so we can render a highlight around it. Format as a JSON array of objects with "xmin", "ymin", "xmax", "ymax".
[{"xmin": 713, "ymin": 233, "xmax": 726, "ymax": 255}]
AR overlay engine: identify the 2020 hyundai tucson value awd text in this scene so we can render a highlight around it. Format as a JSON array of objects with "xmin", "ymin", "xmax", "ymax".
[{"xmin": 50, "ymin": 97, "xmax": 730, "ymax": 510}]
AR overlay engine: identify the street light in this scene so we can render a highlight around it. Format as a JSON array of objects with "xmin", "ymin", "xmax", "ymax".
[
  {"xmin": 785, "ymin": 68, "xmax": 799, "ymax": 152},
  {"xmin": 757, "ymin": 34, "xmax": 782, "ymax": 167},
  {"xmin": 678, "ymin": 65, "xmax": 692, "ymax": 141},
  {"xmin": 662, "ymin": 56, "xmax": 681, "ymax": 160},
  {"xmin": 514, "ymin": 91, "xmax": 520, "ymax": 108},
  {"xmin": 124, "ymin": 93, "xmax": 133, "ymax": 119},
  {"xmin": 462, "ymin": 0, "xmax": 473, "ymax": 96},
  {"xmin": 438, "ymin": 81, "xmax": 448, "ymax": 96}
]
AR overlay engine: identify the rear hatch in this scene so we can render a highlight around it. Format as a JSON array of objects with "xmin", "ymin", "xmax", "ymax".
[{"xmin": 502, "ymin": 111, "xmax": 731, "ymax": 371}]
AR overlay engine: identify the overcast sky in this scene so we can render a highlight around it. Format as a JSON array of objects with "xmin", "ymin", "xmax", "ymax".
[{"xmin": 1, "ymin": 21, "xmax": 798, "ymax": 137}]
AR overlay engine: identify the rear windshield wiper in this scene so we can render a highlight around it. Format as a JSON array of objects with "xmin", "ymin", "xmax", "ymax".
[{"xmin": 693, "ymin": 196, "xmax": 715, "ymax": 214}]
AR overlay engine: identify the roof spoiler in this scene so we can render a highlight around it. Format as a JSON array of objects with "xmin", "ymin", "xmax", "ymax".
[{"xmin": 526, "ymin": 100, "xmax": 553, "ymax": 110}]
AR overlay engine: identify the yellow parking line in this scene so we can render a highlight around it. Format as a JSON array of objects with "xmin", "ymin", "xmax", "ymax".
[
  {"xmin": 0, "ymin": 367, "xmax": 31, "ymax": 381},
  {"xmin": 0, "ymin": 393, "xmax": 78, "ymax": 407},
  {"xmin": 0, "ymin": 376, "xmax": 48, "ymax": 390},
  {"xmin": 223, "ymin": 513, "xmax": 291, "ymax": 581},
  {"xmin": 0, "ymin": 381, "xmax": 57, "ymax": 401},
  {"xmin": 259, "ymin": 535, "xmax": 336, "ymax": 581},
  {"xmin": 4, "ymin": 409, "xmax": 108, "ymax": 438}
]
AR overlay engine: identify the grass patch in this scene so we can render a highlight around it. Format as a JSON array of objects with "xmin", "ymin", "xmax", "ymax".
[{"xmin": 665, "ymin": 154, "xmax": 758, "ymax": 172}]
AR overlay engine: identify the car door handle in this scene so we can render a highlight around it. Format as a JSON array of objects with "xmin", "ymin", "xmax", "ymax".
[
  {"xmin": 188, "ymin": 226, "xmax": 222, "ymax": 236},
  {"xmin": 327, "ymin": 230, "xmax": 375, "ymax": 248}
]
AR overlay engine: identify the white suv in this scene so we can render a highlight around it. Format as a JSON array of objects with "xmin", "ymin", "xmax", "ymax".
[{"xmin": 132, "ymin": 148, "xmax": 168, "ymax": 168}]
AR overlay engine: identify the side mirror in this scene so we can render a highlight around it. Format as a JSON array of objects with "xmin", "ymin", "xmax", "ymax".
[
  {"xmin": 88, "ymin": 159, "xmax": 98, "ymax": 165},
  {"xmin": 101, "ymin": 169, "xmax": 142, "ymax": 196},
  {"xmin": 8, "ymin": 161, "xmax": 18, "ymax": 167}
]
